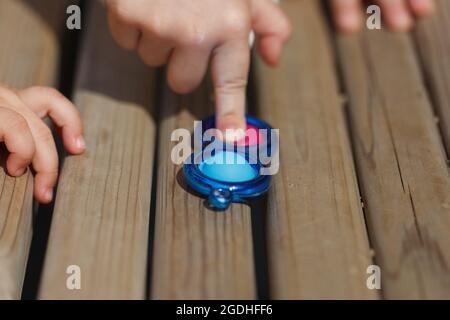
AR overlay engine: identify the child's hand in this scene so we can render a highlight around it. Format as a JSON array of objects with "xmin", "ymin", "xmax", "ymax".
[
  {"xmin": 105, "ymin": 0, "xmax": 291, "ymax": 135},
  {"xmin": 331, "ymin": 0, "xmax": 434, "ymax": 32},
  {"xmin": 0, "ymin": 86, "xmax": 85, "ymax": 203}
]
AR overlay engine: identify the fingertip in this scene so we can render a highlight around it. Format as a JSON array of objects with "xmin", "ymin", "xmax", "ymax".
[
  {"xmin": 409, "ymin": 0, "xmax": 434, "ymax": 16},
  {"xmin": 6, "ymin": 155, "xmax": 29, "ymax": 177},
  {"xmin": 34, "ymin": 175, "xmax": 56, "ymax": 204},
  {"xmin": 389, "ymin": 12, "xmax": 414, "ymax": 32},
  {"xmin": 167, "ymin": 75, "xmax": 196, "ymax": 95},
  {"xmin": 42, "ymin": 188, "xmax": 53, "ymax": 203},
  {"xmin": 166, "ymin": 47, "xmax": 210, "ymax": 95},
  {"xmin": 216, "ymin": 114, "xmax": 246, "ymax": 133},
  {"xmin": 35, "ymin": 187, "xmax": 53, "ymax": 204},
  {"xmin": 76, "ymin": 136, "xmax": 86, "ymax": 152},
  {"xmin": 337, "ymin": 18, "xmax": 361, "ymax": 34},
  {"xmin": 259, "ymin": 37, "xmax": 283, "ymax": 66},
  {"xmin": 70, "ymin": 135, "xmax": 86, "ymax": 155},
  {"xmin": 107, "ymin": 11, "xmax": 140, "ymax": 51},
  {"xmin": 331, "ymin": 0, "xmax": 363, "ymax": 33},
  {"xmin": 379, "ymin": 0, "xmax": 414, "ymax": 32},
  {"xmin": 336, "ymin": 13, "xmax": 363, "ymax": 33},
  {"xmin": 7, "ymin": 163, "xmax": 26, "ymax": 177},
  {"xmin": 62, "ymin": 128, "xmax": 86, "ymax": 154}
]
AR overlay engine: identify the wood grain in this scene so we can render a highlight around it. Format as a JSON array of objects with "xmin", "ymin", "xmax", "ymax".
[
  {"xmin": 415, "ymin": 0, "xmax": 450, "ymax": 155},
  {"xmin": 150, "ymin": 83, "xmax": 256, "ymax": 299},
  {"xmin": 0, "ymin": 0, "xmax": 67, "ymax": 299},
  {"xmin": 38, "ymin": 2, "xmax": 156, "ymax": 299},
  {"xmin": 337, "ymin": 21, "xmax": 450, "ymax": 298},
  {"xmin": 253, "ymin": 0, "xmax": 376, "ymax": 299}
]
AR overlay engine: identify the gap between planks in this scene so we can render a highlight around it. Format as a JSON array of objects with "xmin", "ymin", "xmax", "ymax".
[
  {"xmin": 38, "ymin": 1, "xmax": 156, "ymax": 299},
  {"xmin": 0, "ymin": 0, "xmax": 69, "ymax": 299},
  {"xmin": 150, "ymin": 80, "xmax": 257, "ymax": 299},
  {"xmin": 253, "ymin": 0, "xmax": 377, "ymax": 299},
  {"xmin": 336, "ymin": 4, "xmax": 450, "ymax": 298}
]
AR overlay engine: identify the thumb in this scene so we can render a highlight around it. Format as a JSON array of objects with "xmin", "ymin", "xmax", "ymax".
[{"xmin": 212, "ymin": 38, "xmax": 250, "ymax": 141}]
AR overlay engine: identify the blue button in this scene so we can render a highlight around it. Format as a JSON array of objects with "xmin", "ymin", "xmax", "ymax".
[{"xmin": 198, "ymin": 151, "xmax": 258, "ymax": 183}]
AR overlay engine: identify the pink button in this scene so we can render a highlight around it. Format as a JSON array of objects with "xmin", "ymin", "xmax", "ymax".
[{"xmin": 235, "ymin": 124, "xmax": 260, "ymax": 146}]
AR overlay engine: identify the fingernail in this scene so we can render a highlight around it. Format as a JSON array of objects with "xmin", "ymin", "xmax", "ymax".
[
  {"xmin": 13, "ymin": 167, "xmax": 26, "ymax": 176},
  {"xmin": 44, "ymin": 188, "xmax": 53, "ymax": 202},
  {"xmin": 410, "ymin": 0, "xmax": 434, "ymax": 15},
  {"xmin": 342, "ymin": 13, "xmax": 361, "ymax": 31},
  {"xmin": 76, "ymin": 136, "xmax": 86, "ymax": 150},
  {"xmin": 217, "ymin": 116, "xmax": 246, "ymax": 142},
  {"xmin": 394, "ymin": 13, "xmax": 413, "ymax": 31},
  {"xmin": 223, "ymin": 127, "xmax": 246, "ymax": 143}
]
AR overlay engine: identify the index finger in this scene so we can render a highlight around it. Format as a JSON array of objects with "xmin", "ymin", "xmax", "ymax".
[
  {"xmin": 212, "ymin": 38, "xmax": 250, "ymax": 141},
  {"xmin": 18, "ymin": 86, "xmax": 85, "ymax": 154}
]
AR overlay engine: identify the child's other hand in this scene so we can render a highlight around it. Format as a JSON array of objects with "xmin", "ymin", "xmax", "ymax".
[
  {"xmin": 0, "ymin": 86, "xmax": 85, "ymax": 203},
  {"xmin": 105, "ymin": 0, "xmax": 291, "ymax": 135},
  {"xmin": 331, "ymin": 0, "xmax": 434, "ymax": 33}
]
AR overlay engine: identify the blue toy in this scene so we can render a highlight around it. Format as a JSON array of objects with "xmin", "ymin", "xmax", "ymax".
[{"xmin": 183, "ymin": 115, "xmax": 277, "ymax": 210}]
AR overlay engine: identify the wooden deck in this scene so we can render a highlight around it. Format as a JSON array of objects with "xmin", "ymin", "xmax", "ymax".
[{"xmin": 0, "ymin": 0, "xmax": 450, "ymax": 299}]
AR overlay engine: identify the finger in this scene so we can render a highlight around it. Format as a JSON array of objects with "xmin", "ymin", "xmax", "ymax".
[
  {"xmin": 3, "ymin": 94, "xmax": 60, "ymax": 203},
  {"xmin": 0, "ymin": 107, "xmax": 35, "ymax": 176},
  {"xmin": 137, "ymin": 32, "xmax": 173, "ymax": 67},
  {"xmin": 17, "ymin": 87, "xmax": 85, "ymax": 155},
  {"xmin": 28, "ymin": 122, "xmax": 59, "ymax": 204},
  {"xmin": 330, "ymin": 0, "xmax": 363, "ymax": 33},
  {"xmin": 107, "ymin": 11, "xmax": 140, "ymax": 50},
  {"xmin": 377, "ymin": 0, "xmax": 413, "ymax": 31},
  {"xmin": 251, "ymin": 0, "xmax": 292, "ymax": 65},
  {"xmin": 167, "ymin": 46, "xmax": 210, "ymax": 94},
  {"xmin": 408, "ymin": 0, "xmax": 434, "ymax": 16},
  {"xmin": 212, "ymin": 38, "xmax": 249, "ymax": 138}
]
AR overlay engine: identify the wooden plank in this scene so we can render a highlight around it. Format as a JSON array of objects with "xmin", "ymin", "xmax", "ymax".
[
  {"xmin": 150, "ymin": 83, "xmax": 256, "ymax": 299},
  {"xmin": 336, "ymin": 17, "xmax": 450, "ymax": 298},
  {"xmin": 38, "ymin": 1, "xmax": 156, "ymax": 299},
  {"xmin": 253, "ymin": 0, "xmax": 376, "ymax": 299},
  {"xmin": 0, "ymin": 0, "xmax": 67, "ymax": 299},
  {"xmin": 415, "ymin": 0, "xmax": 450, "ymax": 155}
]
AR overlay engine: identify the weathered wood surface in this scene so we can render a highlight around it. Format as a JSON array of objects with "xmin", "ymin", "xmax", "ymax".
[
  {"xmin": 337, "ymin": 20, "xmax": 450, "ymax": 298},
  {"xmin": 3, "ymin": 0, "xmax": 449, "ymax": 301},
  {"xmin": 415, "ymin": 0, "xmax": 450, "ymax": 155},
  {"xmin": 254, "ymin": 0, "xmax": 376, "ymax": 299},
  {"xmin": 0, "ymin": 0, "xmax": 67, "ymax": 299},
  {"xmin": 150, "ymin": 83, "xmax": 256, "ymax": 299},
  {"xmin": 38, "ymin": 1, "xmax": 156, "ymax": 299}
]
